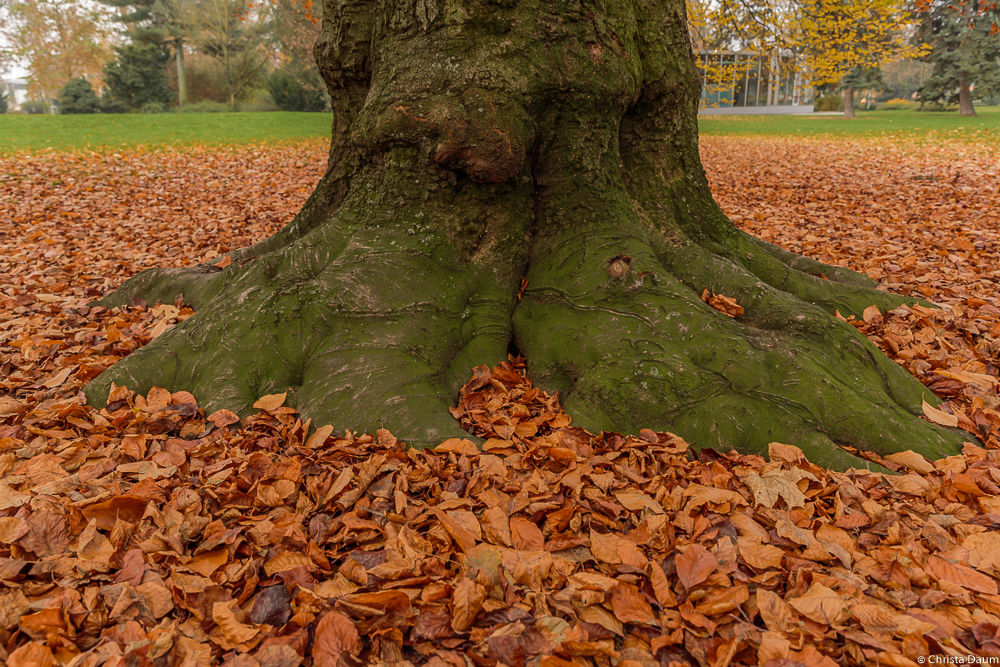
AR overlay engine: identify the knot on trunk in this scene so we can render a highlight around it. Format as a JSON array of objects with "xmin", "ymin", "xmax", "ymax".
[
  {"xmin": 353, "ymin": 89, "xmax": 534, "ymax": 184},
  {"xmin": 607, "ymin": 254, "xmax": 632, "ymax": 279}
]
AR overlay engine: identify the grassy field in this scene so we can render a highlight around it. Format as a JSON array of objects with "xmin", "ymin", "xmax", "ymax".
[
  {"xmin": 1, "ymin": 106, "xmax": 998, "ymax": 152},
  {"xmin": 698, "ymin": 105, "xmax": 1000, "ymax": 143},
  {"xmin": 0, "ymin": 111, "xmax": 333, "ymax": 152}
]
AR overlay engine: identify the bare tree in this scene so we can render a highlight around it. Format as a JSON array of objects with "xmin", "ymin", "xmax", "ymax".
[
  {"xmin": 181, "ymin": 0, "xmax": 267, "ymax": 109},
  {"xmin": 1, "ymin": 0, "xmax": 115, "ymax": 102}
]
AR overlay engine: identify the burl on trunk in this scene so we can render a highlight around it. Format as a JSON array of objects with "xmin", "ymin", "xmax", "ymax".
[{"xmin": 86, "ymin": 0, "xmax": 968, "ymax": 469}]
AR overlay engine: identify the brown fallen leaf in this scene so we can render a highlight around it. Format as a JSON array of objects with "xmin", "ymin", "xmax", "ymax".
[
  {"xmin": 922, "ymin": 399, "xmax": 959, "ymax": 427},
  {"xmin": 253, "ymin": 392, "xmax": 287, "ymax": 412},
  {"xmin": 701, "ymin": 287, "xmax": 745, "ymax": 318},
  {"xmin": 610, "ymin": 582, "xmax": 657, "ymax": 625},
  {"xmin": 926, "ymin": 555, "xmax": 999, "ymax": 595},
  {"xmin": 450, "ymin": 577, "xmax": 487, "ymax": 633},
  {"xmin": 675, "ymin": 544, "xmax": 718, "ymax": 589},
  {"xmin": 739, "ymin": 467, "xmax": 816, "ymax": 509},
  {"xmin": 313, "ymin": 611, "xmax": 359, "ymax": 667},
  {"xmin": 787, "ymin": 583, "xmax": 845, "ymax": 626},
  {"xmin": 738, "ymin": 538, "xmax": 785, "ymax": 570},
  {"xmin": 509, "ymin": 517, "xmax": 544, "ymax": 551},
  {"xmin": 41, "ymin": 367, "xmax": 72, "ymax": 388}
]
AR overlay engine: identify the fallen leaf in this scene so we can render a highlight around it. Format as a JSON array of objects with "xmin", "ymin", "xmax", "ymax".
[
  {"xmin": 610, "ymin": 582, "xmax": 657, "ymax": 625},
  {"xmin": 675, "ymin": 544, "xmax": 718, "ymax": 589},
  {"xmin": 313, "ymin": 611, "xmax": 359, "ymax": 667},
  {"xmin": 450, "ymin": 577, "xmax": 487, "ymax": 632},
  {"xmin": 922, "ymin": 399, "xmax": 959, "ymax": 427},
  {"xmin": 788, "ymin": 583, "xmax": 845, "ymax": 626},
  {"xmin": 702, "ymin": 288, "xmax": 745, "ymax": 317},
  {"xmin": 510, "ymin": 517, "xmax": 544, "ymax": 551},
  {"xmin": 738, "ymin": 538, "xmax": 785, "ymax": 569},
  {"xmin": 740, "ymin": 468, "xmax": 816, "ymax": 508},
  {"xmin": 253, "ymin": 392, "xmax": 287, "ymax": 412}
]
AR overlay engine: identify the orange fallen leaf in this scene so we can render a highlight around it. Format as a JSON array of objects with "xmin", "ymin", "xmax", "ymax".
[
  {"xmin": 675, "ymin": 543, "xmax": 718, "ymax": 589},
  {"xmin": 922, "ymin": 399, "xmax": 959, "ymax": 427},
  {"xmin": 701, "ymin": 287, "xmax": 745, "ymax": 317}
]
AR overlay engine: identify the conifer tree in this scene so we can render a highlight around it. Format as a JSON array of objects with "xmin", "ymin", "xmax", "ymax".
[{"xmin": 915, "ymin": 0, "xmax": 1000, "ymax": 116}]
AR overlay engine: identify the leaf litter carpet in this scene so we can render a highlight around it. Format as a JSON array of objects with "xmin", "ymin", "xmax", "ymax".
[{"xmin": 2, "ymin": 138, "xmax": 1000, "ymax": 667}]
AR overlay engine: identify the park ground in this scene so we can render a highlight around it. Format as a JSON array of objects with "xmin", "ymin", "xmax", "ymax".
[
  {"xmin": 0, "ymin": 106, "xmax": 999, "ymax": 152},
  {"xmin": 1, "ymin": 114, "xmax": 1000, "ymax": 665}
]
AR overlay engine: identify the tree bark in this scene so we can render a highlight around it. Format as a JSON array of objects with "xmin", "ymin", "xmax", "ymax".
[
  {"xmin": 176, "ymin": 38, "xmax": 187, "ymax": 107},
  {"xmin": 958, "ymin": 72, "xmax": 976, "ymax": 117},
  {"xmin": 843, "ymin": 86, "xmax": 855, "ymax": 118},
  {"xmin": 85, "ymin": 0, "xmax": 967, "ymax": 468}
]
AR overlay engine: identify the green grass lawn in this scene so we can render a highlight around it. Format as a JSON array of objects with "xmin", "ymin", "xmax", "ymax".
[
  {"xmin": 0, "ymin": 111, "xmax": 333, "ymax": 152},
  {"xmin": 1, "ymin": 106, "xmax": 998, "ymax": 153},
  {"xmin": 698, "ymin": 106, "xmax": 1000, "ymax": 144}
]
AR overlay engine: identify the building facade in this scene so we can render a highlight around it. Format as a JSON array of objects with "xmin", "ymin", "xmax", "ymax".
[
  {"xmin": 697, "ymin": 51, "xmax": 813, "ymax": 115},
  {"xmin": 2, "ymin": 78, "xmax": 29, "ymax": 111}
]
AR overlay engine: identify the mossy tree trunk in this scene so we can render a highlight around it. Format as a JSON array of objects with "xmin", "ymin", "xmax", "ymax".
[{"xmin": 86, "ymin": 0, "xmax": 969, "ymax": 468}]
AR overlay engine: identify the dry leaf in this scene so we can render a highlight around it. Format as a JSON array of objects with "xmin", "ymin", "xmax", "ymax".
[
  {"xmin": 675, "ymin": 544, "xmax": 718, "ymax": 589},
  {"xmin": 757, "ymin": 589, "xmax": 797, "ymax": 633},
  {"xmin": 862, "ymin": 304, "xmax": 882, "ymax": 323},
  {"xmin": 304, "ymin": 424, "xmax": 334, "ymax": 449},
  {"xmin": 613, "ymin": 488, "xmax": 664, "ymax": 514},
  {"xmin": 926, "ymin": 555, "xmax": 998, "ymax": 595},
  {"xmin": 788, "ymin": 583, "xmax": 845, "ymax": 626},
  {"xmin": 213, "ymin": 599, "xmax": 259, "ymax": 647},
  {"xmin": 740, "ymin": 468, "xmax": 816, "ymax": 508},
  {"xmin": 41, "ymin": 367, "xmax": 72, "ymax": 388},
  {"xmin": 509, "ymin": 517, "xmax": 544, "ymax": 551},
  {"xmin": 701, "ymin": 288, "xmax": 745, "ymax": 317},
  {"xmin": 883, "ymin": 450, "xmax": 935, "ymax": 475},
  {"xmin": 450, "ymin": 577, "xmax": 487, "ymax": 633},
  {"xmin": 610, "ymin": 582, "xmax": 657, "ymax": 625},
  {"xmin": 434, "ymin": 438, "xmax": 480, "ymax": 455},
  {"xmin": 922, "ymin": 399, "xmax": 959, "ymax": 427},
  {"xmin": 313, "ymin": 611, "xmax": 359, "ymax": 667},
  {"xmin": 253, "ymin": 392, "xmax": 287, "ymax": 412},
  {"xmin": 738, "ymin": 538, "xmax": 784, "ymax": 570}
]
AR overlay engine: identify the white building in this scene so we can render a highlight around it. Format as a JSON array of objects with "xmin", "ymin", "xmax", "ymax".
[
  {"xmin": 697, "ymin": 51, "xmax": 814, "ymax": 115},
  {"xmin": 2, "ymin": 78, "xmax": 29, "ymax": 111}
]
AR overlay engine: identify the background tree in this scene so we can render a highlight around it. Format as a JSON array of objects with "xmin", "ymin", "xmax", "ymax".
[
  {"xmin": 797, "ymin": 0, "xmax": 924, "ymax": 118},
  {"xmin": 103, "ymin": 41, "xmax": 175, "ymax": 111},
  {"xmin": 266, "ymin": 70, "xmax": 325, "ymax": 111},
  {"xmin": 266, "ymin": 0, "xmax": 324, "ymax": 100},
  {"xmin": 0, "ymin": 88, "xmax": 8, "ymax": 114},
  {"xmin": 842, "ymin": 65, "xmax": 888, "ymax": 111},
  {"xmin": 182, "ymin": 0, "xmax": 268, "ymax": 110},
  {"xmin": 99, "ymin": 0, "xmax": 191, "ymax": 107},
  {"xmin": 881, "ymin": 58, "xmax": 933, "ymax": 100},
  {"xmin": 57, "ymin": 76, "xmax": 99, "ymax": 113},
  {"xmin": 87, "ymin": 0, "xmax": 968, "ymax": 468},
  {"xmin": 1, "ymin": 0, "xmax": 115, "ymax": 102},
  {"xmin": 0, "ymin": 0, "xmax": 9, "ymax": 75},
  {"xmin": 915, "ymin": 0, "xmax": 1000, "ymax": 116}
]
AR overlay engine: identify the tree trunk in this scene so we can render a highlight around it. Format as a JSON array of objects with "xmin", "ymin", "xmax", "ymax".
[
  {"xmin": 225, "ymin": 48, "xmax": 236, "ymax": 110},
  {"xmin": 959, "ymin": 73, "xmax": 976, "ymax": 117},
  {"xmin": 843, "ymin": 86, "xmax": 855, "ymax": 118},
  {"xmin": 85, "ymin": 0, "xmax": 967, "ymax": 468},
  {"xmin": 176, "ymin": 38, "xmax": 187, "ymax": 107}
]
